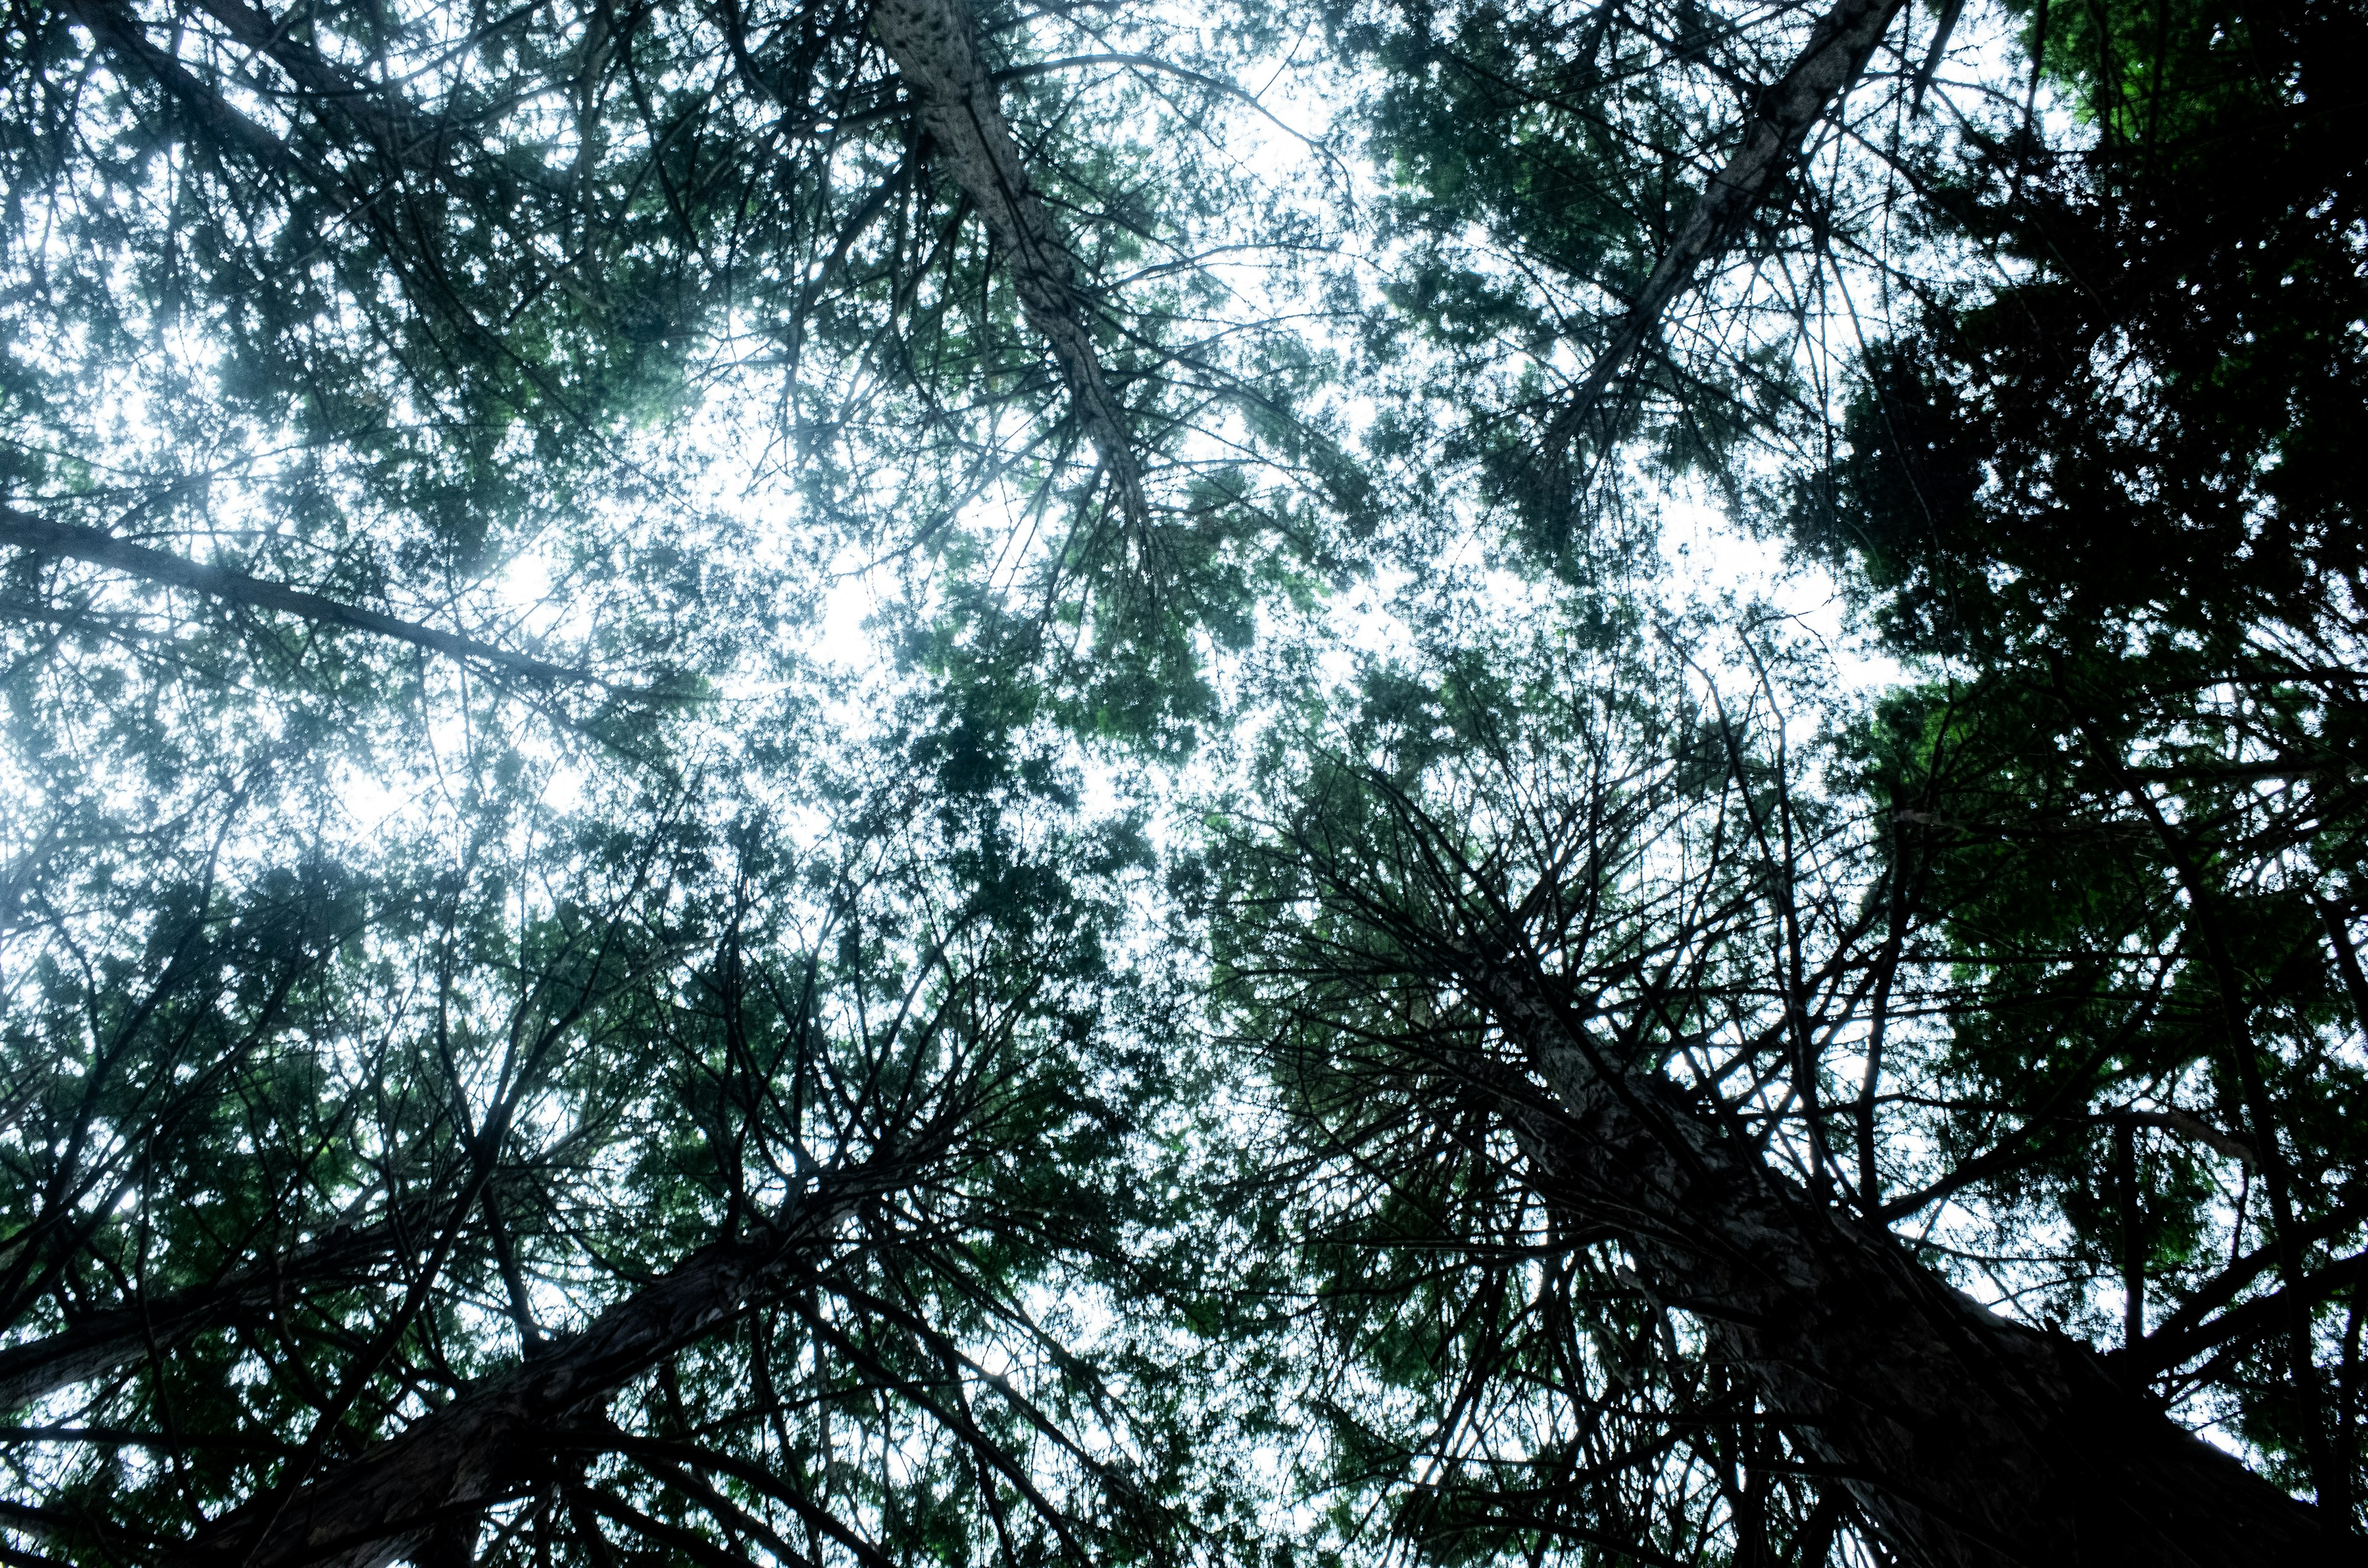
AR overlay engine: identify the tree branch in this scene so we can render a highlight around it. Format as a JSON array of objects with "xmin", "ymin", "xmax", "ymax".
[
  {"xmin": 1, "ymin": 507, "xmax": 594, "ymax": 687},
  {"xmin": 0, "ymin": 1219, "xmax": 405, "ymax": 1412},
  {"xmin": 2142, "ymin": 1250, "xmax": 2368, "ymax": 1376},
  {"xmin": 1538, "ymin": 0, "xmax": 1906, "ymax": 477}
]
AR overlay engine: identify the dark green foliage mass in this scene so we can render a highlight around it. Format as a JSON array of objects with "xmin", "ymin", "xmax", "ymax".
[{"xmin": 1780, "ymin": 0, "xmax": 2368, "ymax": 1525}]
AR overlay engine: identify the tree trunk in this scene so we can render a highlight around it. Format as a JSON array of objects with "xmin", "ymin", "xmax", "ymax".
[
  {"xmin": 173, "ymin": 1185, "xmax": 861, "ymax": 1568},
  {"xmin": 1479, "ymin": 967, "xmax": 2334, "ymax": 1567},
  {"xmin": 1, "ymin": 507, "xmax": 599, "ymax": 687},
  {"xmin": 867, "ymin": 0, "xmax": 1148, "ymax": 529},
  {"xmin": 1540, "ymin": 0, "xmax": 1905, "ymax": 459},
  {"xmin": 0, "ymin": 1220, "xmax": 404, "ymax": 1413}
]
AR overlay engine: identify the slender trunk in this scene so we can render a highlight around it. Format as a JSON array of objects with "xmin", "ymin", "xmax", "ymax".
[
  {"xmin": 2116, "ymin": 1116, "xmax": 2145, "ymax": 1364},
  {"xmin": 1540, "ymin": 0, "xmax": 1904, "ymax": 462},
  {"xmin": 1479, "ymin": 967, "xmax": 2331, "ymax": 1567},
  {"xmin": 175, "ymin": 1184, "xmax": 863, "ymax": 1568},
  {"xmin": 0, "ymin": 1221, "xmax": 403, "ymax": 1412},
  {"xmin": 867, "ymin": 0, "xmax": 1148, "ymax": 530},
  {"xmin": 1, "ymin": 507, "xmax": 595, "ymax": 687}
]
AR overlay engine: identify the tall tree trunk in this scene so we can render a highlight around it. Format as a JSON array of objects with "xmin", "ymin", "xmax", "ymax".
[
  {"xmin": 172, "ymin": 1183, "xmax": 865, "ymax": 1568},
  {"xmin": 1, "ymin": 508, "xmax": 599, "ymax": 687},
  {"xmin": 1476, "ymin": 966, "xmax": 2333, "ymax": 1567},
  {"xmin": 0, "ymin": 1220, "xmax": 406, "ymax": 1412},
  {"xmin": 1539, "ymin": 0, "xmax": 1905, "ymax": 465},
  {"xmin": 868, "ymin": 0, "xmax": 1149, "ymax": 531}
]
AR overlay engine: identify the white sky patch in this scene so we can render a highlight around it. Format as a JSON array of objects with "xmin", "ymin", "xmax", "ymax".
[
  {"xmin": 814, "ymin": 566, "xmax": 878, "ymax": 673},
  {"xmin": 493, "ymin": 546, "xmax": 557, "ymax": 626},
  {"xmin": 334, "ymin": 765, "xmax": 409, "ymax": 838},
  {"xmin": 1661, "ymin": 493, "xmax": 1904, "ymax": 702}
]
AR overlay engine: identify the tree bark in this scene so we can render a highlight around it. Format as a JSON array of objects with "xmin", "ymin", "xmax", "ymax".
[
  {"xmin": 867, "ymin": 0, "xmax": 1148, "ymax": 529},
  {"xmin": 0, "ymin": 1221, "xmax": 403, "ymax": 1413},
  {"xmin": 1, "ymin": 507, "xmax": 596, "ymax": 687},
  {"xmin": 173, "ymin": 1183, "xmax": 863, "ymax": 1568},
  {"xmin": 1477, "ymin": 966, "xmax": 2333, "ymax": 1567},
  {"xmin": 1540, "ymin": 0, "xmax": 1905, "ymax": 465}
]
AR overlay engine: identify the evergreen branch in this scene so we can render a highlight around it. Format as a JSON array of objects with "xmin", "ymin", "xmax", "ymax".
[
  {"xmin": 0, "ymin": 1218, "xmax": 408, "ymax": 1412},
  {"xmin": 1, "ymin": 507, "xmax": 597, "ymax": 688}
]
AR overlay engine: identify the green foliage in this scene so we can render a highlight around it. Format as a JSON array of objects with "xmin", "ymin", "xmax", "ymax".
[
  {"xmin": 1788, "ymin": 0, "xmax": 2368, "ymax": 1516},
  {"xmin": 6, "ymin": 0, "xmax": 2366, "ymax": 1562}
]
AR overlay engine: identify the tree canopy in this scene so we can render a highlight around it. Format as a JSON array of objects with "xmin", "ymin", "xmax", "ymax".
[{"xmin": 1, "ymin": 0, "xmax": 2362, "ymax": 1564}]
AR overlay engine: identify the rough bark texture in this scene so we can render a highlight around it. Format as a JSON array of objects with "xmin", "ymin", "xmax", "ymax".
[
  {"xmin": 173, "ymin": 1188, "xmax": 859, "ymax": 1568},
  {"xmin": 1542, "ymin": 0, "xmax": 1905, "ymax": 458},
  {"xmin": 1, "ymin": 507, "xmax": 596, "ymax": 686},
  {"xmin": 1478, "ymin": 970, "xmax": 2335, "ymax": 1567},
  {"xmin": 0, "ymin": 1222, "xmax": 402, "ymax": 1412},
  {"xmin": 867, "ymin": 0, "xmax": 1148, "ymax": 527}
]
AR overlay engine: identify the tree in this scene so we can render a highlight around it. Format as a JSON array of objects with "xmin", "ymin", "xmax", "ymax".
[
  {"xmin": 0, "ymin": 601, "xmax": 1202, "ymax": 1568},
  {"xmin": 1217, "ymin": 623, "xmax": 2332, "ymax": 1562},
  {"xmin": 5, "ymin": 4, "xmax": 1305, "ymax": 1562},
  {"xmin": 4, "ymin": 0, "xmax": 1349, "ymax": 756},
  {"xmin": 1311, "ymin": 0, "xmax": 1926, "ymax": 560},
  {"xmin": 1783, "ymin": 0, "xmax": 2368, "ymax": 1518},
  {"xmin": 1203, "ymin": 0, "xmax": 2367, "ymax": 1558},
  {"xmin": 9, "ymin": 0, "xmax": 2366, "ymax": 1562}
]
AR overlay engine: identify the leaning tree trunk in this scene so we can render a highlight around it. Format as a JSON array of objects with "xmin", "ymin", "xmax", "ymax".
[
  {"xmin": 1537, "ymin": 0, "xmax": 1904, "ymax": 472},
  {"xmin": 868, "ymin": 0, "xmax": 1149, "ymax": 530},
  {"xmin": 1476, "ymin": 967, "xmax": 2335, "ymax": 1567},
  {"xmin": 171, "ymin": 1181, "xmax": 865, "ymax": 1568}
]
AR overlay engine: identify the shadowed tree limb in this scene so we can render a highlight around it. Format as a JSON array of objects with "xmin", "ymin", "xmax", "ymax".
[
  {"xmin": 2144, "ymin": 1252, "xmax": 2368, "ymax": 1377},
  {"xmin": 59, "ymin": 0, "xmax": 307, "ymax": 173},
  {"xmin": 0, "ymin": 1218, "xmax": 412, "ymax": 1413}
]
